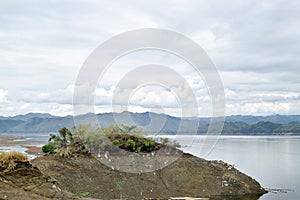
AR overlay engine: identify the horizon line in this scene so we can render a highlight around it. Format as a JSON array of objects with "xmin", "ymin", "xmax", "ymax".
[{"xmin": 2, "ymin": 111, "xmax": 300, "ymax": 119}]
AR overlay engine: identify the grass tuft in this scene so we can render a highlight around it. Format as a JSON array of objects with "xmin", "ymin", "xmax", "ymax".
[{"xmin": 0, "ymin": 151, "xmax": 29, "ymax": 172}]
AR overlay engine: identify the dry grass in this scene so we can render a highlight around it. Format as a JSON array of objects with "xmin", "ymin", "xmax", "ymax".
[{"xmin": 0, "ymin": 151, "xmax": 29, "ymax": 172}]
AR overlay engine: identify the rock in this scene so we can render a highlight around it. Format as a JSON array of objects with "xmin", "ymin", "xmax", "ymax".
[
  {"xmin": 0, "ymin": 150, "xmax": 266, "ymax": 199},
  {"xmin": 30, "ymin": 153, "xmax": 266, "ymax": 199},
  {"xmin": 0, "ymin": 161, "xmax": 80, "ymax": 199}
]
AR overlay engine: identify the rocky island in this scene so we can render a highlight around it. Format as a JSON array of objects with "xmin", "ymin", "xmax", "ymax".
[{"xmin": 0, "ymin": 126, "xmax": 267, "ymax": 199}]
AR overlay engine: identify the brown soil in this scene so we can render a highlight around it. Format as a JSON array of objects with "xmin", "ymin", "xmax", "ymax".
[
  {"xmin": 0, "ymin": 151, "xmax": 267, "ymax": 200},
  {"xmin": 32, "ymin": 153, "xmax": 266, "ymax": 200},
  {"xmin": 0, "ymin": 160, "xmax": 80, "ymax": 200}
]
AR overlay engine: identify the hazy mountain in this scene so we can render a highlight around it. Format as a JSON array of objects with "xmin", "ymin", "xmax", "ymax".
[
  {"xmin": 12, "ymin": 113, "xmax": 57, "ymax": 121},
  {"xmin": 225, "ymin": 114, "xmax": 300, "ymax": 124},
  {"xmin": 0, "ymin": 119, "xmax": 23, "ymax": 132},
  {"xmin": 0, "ymin": 113, "xmax": 57, "ymax": 121},
  {"xmin": 1, "ymin": 112, "xmax": 300, "ymax": 134}
]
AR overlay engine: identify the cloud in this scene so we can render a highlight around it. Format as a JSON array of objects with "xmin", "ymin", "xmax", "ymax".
[
  {"xmin": 0, "ymin": 0, "xmax": 299, "ymax": 116},
  {"xmin": 20, "ymin": 85, "xmax": 75, "ymax": 104},
  {"xmin": 0, "ymin": 89, "xmax": 8, "ymax": 102}
]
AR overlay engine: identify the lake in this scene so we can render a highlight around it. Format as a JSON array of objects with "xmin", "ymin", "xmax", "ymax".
[
  {"xmin": 1, "ymin": 133, "xmax": 299, "ymax": 199},
  {"xmin": 174, "ymin": 135, "xmax": 300, "ymax": 200}
]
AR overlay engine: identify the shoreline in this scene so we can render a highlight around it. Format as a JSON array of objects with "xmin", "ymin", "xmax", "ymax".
[
  {"xmin": 0, "ymin": 135, "xmax": 27, "ymax": 146},
  {"xmin": 0, "ymin": 135, "xmax": 43, "ymax": 156}
]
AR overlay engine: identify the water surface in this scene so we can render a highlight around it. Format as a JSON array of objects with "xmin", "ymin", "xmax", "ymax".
[{"xmin": 175, "ymin": 135, "xmax": 300, "ymax": 200}]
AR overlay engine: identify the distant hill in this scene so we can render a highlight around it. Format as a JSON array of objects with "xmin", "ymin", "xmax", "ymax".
[
  {"xmin": 0, "ymin": 112, "xmax": 300, "ymax": 135},
  {"xmin": 0, "ymin": 119, "xmax": 24, "ymax": 132},
  {"xmin": 225, "ymin": 114, "xmax": 300, "ymax": 124}
]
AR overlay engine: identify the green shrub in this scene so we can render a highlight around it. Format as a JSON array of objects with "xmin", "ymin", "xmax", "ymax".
[
  {"xmin": 112, "ymin": 139, "xmax": 122, "ymax": 147},
  {"xmin": 125, "ymin": 139, "xmax": 136, "ymax": 151},
  {"xmin": 44, "ymin": 127, "xmax": 89, "ymax": 157},
  {"xmin": 47, "ymin": 125, "xmax": 181, "ymax": 156},
  {"xmin": 42, "ymin": 142, "xmax": 57, "ymax": 153},
  {"xmin": 78, "ymin": 192, "xmax": 90, "ymax": 197}
]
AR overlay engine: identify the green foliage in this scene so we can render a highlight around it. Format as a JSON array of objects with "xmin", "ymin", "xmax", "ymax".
[
  {"xmin": 42, "ymin": 142, "xmax": 57, "ymax": 153},
  {"xmin": 49, "ymin": 127, "xmax": 73, "ymax": 149},
  {"xmin": 46, "ymin": 124, "xmax": 182, "ymax": 157},
  {"xmin": 44, "ymin": 127, "xmax": 88, "ymax": 157},
  {"xmin": 0, "ymin": 151, "xmax": 29, "ymax": 172},
  {"xmin": 116, "ymin": 181, "xmax": 124, "ymax": 191},
  {"xmin": 78, "ymin": 192, "xmax": 90, "ymax": 197},
  {"xmin": 73, "ymin": 124, "xmax": 162, "ymax": 153},
  {"xmin": 112, "ymin": 139, "xmax": 122, "ymax": 147},
  {"xmin": 125, "ymin": 139, "xmax": 136, "ymax": 151},
  {"xmin": 107, "ymin": 133, "xmax": 159, "ymax": 152}
]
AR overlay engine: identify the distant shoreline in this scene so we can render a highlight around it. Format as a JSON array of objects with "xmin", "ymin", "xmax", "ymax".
[
  {"xmin": 1, "ymin": 112, "xmax": 300, "ymax": 134},
  {"xmin": 0, "ymin": 135, "xmax": 42, "ymax": 156}
]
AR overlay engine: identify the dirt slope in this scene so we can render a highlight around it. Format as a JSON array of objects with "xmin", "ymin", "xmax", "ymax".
[{"xmin": 29, "ymin": 153, "xmax": 266, "ymax": 199}]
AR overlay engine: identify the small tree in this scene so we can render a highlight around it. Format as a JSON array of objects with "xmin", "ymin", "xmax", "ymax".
[
  {"xmin": 48, "ymin": 127, "xmax": 73, "ymax": 149},
  {"xmin": 42, "ymin": 127, "xmax": 88, "ymax": 157}
]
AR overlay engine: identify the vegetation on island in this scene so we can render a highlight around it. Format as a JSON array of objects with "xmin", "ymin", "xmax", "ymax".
[
  {"xmin": 42, "ymin": 124, "xmax": 180, "ymax": 157},
  {"xmin": 42, "ymin": 127, "xmax": 88, "ymax": 157},
  {"xmin": 0, "ymin": 151, "xmax": 29, "ymax": 172},
  {"xmin": 0, "ymin": 126, "xmax": 267, "ymax": 199}
]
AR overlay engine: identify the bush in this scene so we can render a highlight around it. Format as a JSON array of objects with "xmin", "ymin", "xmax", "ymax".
[
  {"xmin": 42, "ymin": 142, "xmax": 57, "ymax": 153},
  {"xmin": 44, "ymin": 127, "xmax": 89, "ymax": 157},
  {"xmin": 125, "ymin": 139, "xmax": 136, "ymax": 151},
  {"xmin": 0, "ymin": 151, "xmax": 29, "ymax": 172},
  {"xmin": 112, "ymin": 139, "xmax": 122, "ymax": 147}
]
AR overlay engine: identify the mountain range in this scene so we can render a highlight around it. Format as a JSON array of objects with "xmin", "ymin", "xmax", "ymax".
[{"xmin": 1, "ymin": 112, "xmax": 300, "ymax": 135}]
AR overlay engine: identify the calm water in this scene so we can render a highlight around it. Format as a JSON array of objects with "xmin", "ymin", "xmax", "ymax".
[
  {"xmin": 0, "ymin": 132, "xmax": 50, "ymax": 145},
  {"xmin": 0, "ymin": 132, "xmax": 50, "ymax": 158},
  {"xmin": 175, "ymin": 135, "xmax": 300, "ymax": 200}
]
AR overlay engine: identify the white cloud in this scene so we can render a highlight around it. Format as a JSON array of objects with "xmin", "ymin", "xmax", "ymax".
[
  {"xmin": 20, "ymin": 84, "xmax": 75, "ymax": 104},
  {"xmin": 226, "ymin": 102, "xmax": 292, "ymax": 116},
  {"xmin": 0, "ymin": 89, "xmax": 8, "ymax": 102},
  {"xmin": 0, "ymin": 0, "xmax": 299, "ymax": 116},
  {"xmin": 129, "ymin": 86, "xmax": 179, "ymax": 108}
]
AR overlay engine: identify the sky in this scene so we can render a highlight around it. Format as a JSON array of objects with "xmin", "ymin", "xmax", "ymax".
[{"xmin": 0, "ymin": 0, "xmax": 299, "ymax": 117}]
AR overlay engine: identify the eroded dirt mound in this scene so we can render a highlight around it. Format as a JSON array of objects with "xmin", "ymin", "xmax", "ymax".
[
  {"xmin": 0, "ymin": 161, "xmax": 81, "ymax": 200},
  {"xmin": 30, "ymin": 153, "xmax": 266, "ymax": 199}
]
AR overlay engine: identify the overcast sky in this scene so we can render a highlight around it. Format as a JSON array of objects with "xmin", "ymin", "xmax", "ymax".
[{"xmin": 0, "ymin": 0, "xmax": 299, "ymax": 117}]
